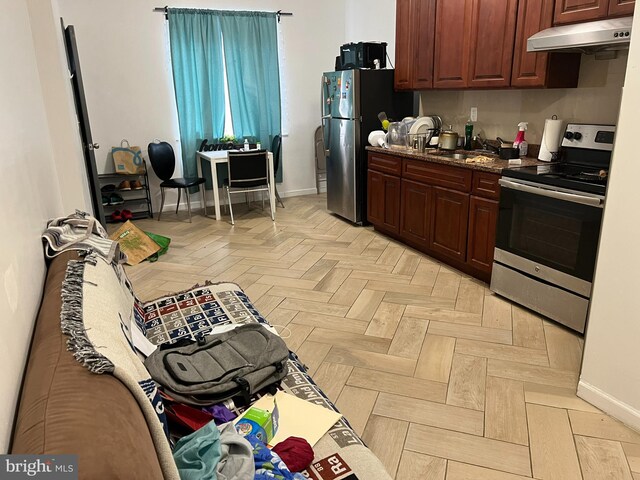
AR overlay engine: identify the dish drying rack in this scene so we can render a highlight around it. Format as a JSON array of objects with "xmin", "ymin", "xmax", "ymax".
[{"xmin": 407, "ymin": 129, "xmax": 438, "ymax": 151}]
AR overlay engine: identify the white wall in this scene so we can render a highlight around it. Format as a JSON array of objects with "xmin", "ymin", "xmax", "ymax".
[
  {"xmin": 0, "ymin": 0, "xmax": 66, "ymax": 452},
  {"xmin": 27, "ymin": 0, "xmax": 91, "ymax": 213},
  {"xmin": 345, "ymin": 0, "xmax": 396, "ymax": 67},
  {"xmin": 55, "ymin": 0, "xmax": 347, "ymax": 209},
  {"xmin": 578, "ymin": 8, "xmax": 640, "ymax": 431}
]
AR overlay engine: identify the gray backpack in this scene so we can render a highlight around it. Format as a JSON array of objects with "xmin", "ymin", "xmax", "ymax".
[{"xmin": 145, "ymin": 324, "xmax": 289, "ymax": 406}]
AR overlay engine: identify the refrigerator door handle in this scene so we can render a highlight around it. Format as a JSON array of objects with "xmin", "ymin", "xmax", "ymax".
[
  {"xmin": 321, "ymin": 115, "xmax": 331, "ymax": 156},
  {"xmin": 321, "ymin": 75, "xmax": 331, "ymax": 155}
]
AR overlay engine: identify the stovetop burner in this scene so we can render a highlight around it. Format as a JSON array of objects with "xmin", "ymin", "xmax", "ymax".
[
  {"xmin": 502, "ymin": 123, "xmax": 615, "ymax": 196},
  {"xmin": 502, "ymin": 164, "xmax": 608, "ymax": 195},
  {"xmin": 539, "ymin": 164, "xmax": 608, "ymax": 184}
]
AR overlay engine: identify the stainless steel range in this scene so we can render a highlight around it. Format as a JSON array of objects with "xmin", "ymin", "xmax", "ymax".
[{"xmin": 490, "ymin": 123, "xmax": 615, "ymax": 333}]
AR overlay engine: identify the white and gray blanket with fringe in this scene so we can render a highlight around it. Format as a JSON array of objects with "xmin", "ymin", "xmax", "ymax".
[
  {"xmin": 61, "ymin": 254, "xmax": 180, "ymax": 480},
  {"xmin": 43, "ymin": 210, "xmax": 126, "ymax": 264}
]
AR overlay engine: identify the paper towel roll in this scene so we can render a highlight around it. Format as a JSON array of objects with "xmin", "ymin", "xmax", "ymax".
[{"xmin": 539, "ymin": 118, "xmax": 564, "ymax": 162}]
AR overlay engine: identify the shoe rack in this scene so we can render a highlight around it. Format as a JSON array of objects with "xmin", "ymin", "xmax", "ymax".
[{"xmin": 99, "ymin": 160, "xmax": 154, "ymax": 224}]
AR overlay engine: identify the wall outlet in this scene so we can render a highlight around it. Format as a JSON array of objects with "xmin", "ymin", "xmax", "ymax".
[{"xmin": 470, "ymin": 107, "xmax": 478, "ymax": 122}]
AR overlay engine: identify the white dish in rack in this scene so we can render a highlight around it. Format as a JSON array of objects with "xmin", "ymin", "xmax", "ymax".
[{"xmin": 409, "ymin": 116, "xmax": 436, "ymax": 135}]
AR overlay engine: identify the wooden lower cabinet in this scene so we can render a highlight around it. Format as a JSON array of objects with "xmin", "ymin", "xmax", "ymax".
[
  {"xmin": 367, "ymin": 169, "xmax": 401, "ymax": 234},
  {"xmin": 400, "ymin": 179, "xmax": 431, "ymax": 246},
  {"xmin": 467, "ymin": 196, "xmax": 499, "ymax": 273},
  {"xmin": 368, "ymin": 152, "xmax": 499, "ymax": 282},
  {"xmin": 430, "ymin": 187, "xmax": 470, "ymax": 263}
]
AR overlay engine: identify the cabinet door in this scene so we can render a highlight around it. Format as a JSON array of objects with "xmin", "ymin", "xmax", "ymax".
[
  {"xmin": 400, "ymin": 179, "xmax": 431, "ymax": 246},
  {"xmin": 467, "ymin": 196, "xmax": 499, "ymax": 274},
  {"xmin": 430, "ymin": 187, "xmax": 470, "ymax": 262},
  {"xmin": 433, "ymin": 0, "xmax": 473, "ymax": 88},
  {"xmin": 394, "ymin": 0, "xmax": 413, "ymax": 90},
  {"xmin": 554, "ymin": 0, "xmax": 608, "ymax": 24},
  {"xmin": 608, "ymin": 0, "xmax": 635, "ymax": 16},
  {"xmin": 368, "ymin": 170, "xmax": 401, "ymax": 234},
  {"xmin": 412, "ymin": 0, "xmax": 437, "ymax": 89},
  {"xmin": 368, "ymin": 169, "xmax": 385, "ymax": 226},
  {"xmin": 512, "ymin": 0, "xmax": 581, "ymax": 87},
  {"xmin": 467, "ymin": 0, "xmax": 518, "ymax": 88},
  {"xmin": 512, "ymin": 0, "xmax": 553, "ymax": 87}
]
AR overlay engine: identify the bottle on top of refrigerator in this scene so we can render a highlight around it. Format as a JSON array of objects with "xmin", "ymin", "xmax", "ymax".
[
  {"xmin": 513, "ymin": 122, "xmax": 528, "ymax": 156},
  {"xmin": 244, "ymin": 138, "xmax": 249, "ymax": 151}
]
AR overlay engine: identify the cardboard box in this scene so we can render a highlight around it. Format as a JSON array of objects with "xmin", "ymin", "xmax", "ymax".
[{"xmin": 235, "ymin": 399, "xmax": 280, "ymax": 444}]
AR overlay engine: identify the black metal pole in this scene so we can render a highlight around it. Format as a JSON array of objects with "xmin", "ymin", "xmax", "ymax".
[{"xmin": 153, "ymin": 6, "xmax": 293, "ymax": 21}]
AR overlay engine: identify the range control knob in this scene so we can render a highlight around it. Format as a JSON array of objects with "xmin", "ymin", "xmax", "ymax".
[
  {"xmin": 565, "ymin": 131, "xmax": 574, "ymax": 140},
  {"xmin": 573, "ymin": 132, "xmax": 583, "ymax": 140}
]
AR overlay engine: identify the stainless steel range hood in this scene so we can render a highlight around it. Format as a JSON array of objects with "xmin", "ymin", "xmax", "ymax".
[{"xmin": 528, "ymin": 17, "xmax": 633, "ymax": 53}]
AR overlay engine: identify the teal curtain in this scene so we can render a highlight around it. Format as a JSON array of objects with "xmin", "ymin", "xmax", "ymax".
[
  {"xmin": 168, "ymin": 8, "xmax": 225, "ymax": 181},
  {"xmin": 219, "ymin": 11, "xmax": 283, "ymax": 181}
]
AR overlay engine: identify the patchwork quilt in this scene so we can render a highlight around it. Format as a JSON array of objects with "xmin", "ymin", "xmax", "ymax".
[{"xmin": 137, "ymin": 285, "xmax": 388, "ymax": 480}]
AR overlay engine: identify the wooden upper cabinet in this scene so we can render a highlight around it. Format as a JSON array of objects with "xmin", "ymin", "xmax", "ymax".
[
  {"xmin": 394, "ymin": 0, "xmax": 413, "ymax": 90},
  {"xmin": 467, "ymin": 0, "xmax": 518, "ymax": 88},
  {"xmin": 412, "ymin": 0, "xmax": 437, "ymax": 89},
  {"xmin": 433, "ymin": 0, "xmax": 473, "ymax": 88},
  {"xmin": 394, "ymin": 0, "xmax": 436, "ymax": 90},
  {"xmin": 608, "ymin": 0, "xmax": 635, "ymax": 16},
  {"xmin": 554, "ymin": 0, "xmax": 609, "ymax": 24},
  {"xmin": 512, "ymin": 0, "xmax": 581, "ymax": 88}
]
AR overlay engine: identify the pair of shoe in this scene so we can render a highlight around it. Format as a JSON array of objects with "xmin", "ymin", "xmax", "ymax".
[
  {"xmin": 118, "ymin": 180, "xmax": 143, "ymax": 191},
  {"xmin": 102, "ymin": 193, "xmax": 124, "ymax": 206},
  {"xmin": 111, "ymin": 209, "xmax": 133, "ymax": 222}
]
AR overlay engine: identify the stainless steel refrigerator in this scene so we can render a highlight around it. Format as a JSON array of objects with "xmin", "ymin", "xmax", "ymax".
[{"xmin": 321, "ymin": 69, "xmax": 414, "ymax": 224}]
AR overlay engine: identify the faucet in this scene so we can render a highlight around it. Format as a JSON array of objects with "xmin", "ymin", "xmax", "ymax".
[{"xmin": 473, "ymin": 133, "xmax": 499, "ymax": 154}]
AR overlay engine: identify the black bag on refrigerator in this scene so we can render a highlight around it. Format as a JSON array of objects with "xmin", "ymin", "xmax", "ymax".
[{"xmin": 339, "ymin": 42, "xmax": 387, "ymax": 70}]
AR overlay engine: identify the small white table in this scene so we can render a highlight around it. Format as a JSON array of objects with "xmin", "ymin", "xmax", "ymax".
[{"xmin": 196, "ymin": 150, "xmax": 276, "ymax": 221}]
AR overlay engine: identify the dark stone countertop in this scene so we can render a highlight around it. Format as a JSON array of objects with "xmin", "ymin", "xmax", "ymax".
[{"xmin": 366, "ymin": 146, "xmax": 550, "ymax": 174}]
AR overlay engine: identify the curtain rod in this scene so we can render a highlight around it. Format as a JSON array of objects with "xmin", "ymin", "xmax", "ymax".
[{"xmin": 153, "ymin": 6, "xmax": 293, "ymax": 22}]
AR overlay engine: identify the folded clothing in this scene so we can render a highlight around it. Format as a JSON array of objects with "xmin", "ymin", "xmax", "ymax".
[
  {"xmin": 273, "ymin": 437, "xmax": 314, "ymax": 473},
  {"xmin": 245, "ymin": 434, "xmax": 305, "ymax": 480},
  {"xmin": 173, "ymin": 421, "xmax": 253, "ymax": 480}
]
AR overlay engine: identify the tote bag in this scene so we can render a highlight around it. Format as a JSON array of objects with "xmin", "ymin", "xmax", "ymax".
[{"xmin": 112, "ymin": 139, "xmax": 145, "ymax": 174}]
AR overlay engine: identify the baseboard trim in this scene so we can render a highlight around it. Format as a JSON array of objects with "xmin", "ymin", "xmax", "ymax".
[
  {"xmin": 162, "ymin": 187, "xmax": 321, "ymax": 211},
  {"xmin": 577, "ymin": 380, "xmax": 640, "ymax": 432},
  {"xmin": 280, "ymin": 187, "xmax": 320, "ymax": 198}
]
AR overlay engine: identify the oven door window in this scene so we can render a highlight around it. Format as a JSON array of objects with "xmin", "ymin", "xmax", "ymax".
[{"xmin": 496, "ymin": 187, "xmax": 602, "ymax": 282}]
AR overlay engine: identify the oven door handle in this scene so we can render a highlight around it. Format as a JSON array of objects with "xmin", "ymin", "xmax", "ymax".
[{"xmin": 498, "ymin": 179, "xmax": 604, "ymax": 208}]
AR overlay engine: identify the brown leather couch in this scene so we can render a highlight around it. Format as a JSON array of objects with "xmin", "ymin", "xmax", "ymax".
[{"xmin": 11, "ymin": 251, "xmax": 164, "ymax": 479}]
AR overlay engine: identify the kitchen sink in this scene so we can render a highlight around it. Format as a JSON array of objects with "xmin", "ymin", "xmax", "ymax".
[{"xmin": 437, "ymin": 153, "xmax": 475, "ymax": 160}]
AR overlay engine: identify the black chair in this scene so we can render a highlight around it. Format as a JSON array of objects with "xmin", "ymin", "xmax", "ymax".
[
  {"xmin": 147, "ymin": 141, "xmax": 207, "ymax": 222},
  {"xmin": 224, "ymin": 150, "xmax": 274, "ymax": 225},
  {"xmin": 270, "ymin": 135, "xmax": 285, "ymax": 208}
]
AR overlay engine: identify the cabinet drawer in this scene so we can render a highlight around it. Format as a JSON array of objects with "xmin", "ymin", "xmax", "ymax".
[
  {"xmin": 368, "ymin": 152, "xmax": 402, "ymax": 176},
  {"xmin": 472, "ymin": 171, "xmax": 501, "ymax": 199},
  {"xmin": 403, "ymin": 159, "xmax": 472, "ymax": 192}
]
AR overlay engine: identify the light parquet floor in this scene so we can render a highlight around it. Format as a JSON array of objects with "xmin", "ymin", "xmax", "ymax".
[{"xmin": 124, "ymin": 194, "xmax": 640, "ymax": 480}]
